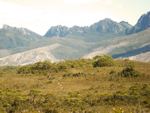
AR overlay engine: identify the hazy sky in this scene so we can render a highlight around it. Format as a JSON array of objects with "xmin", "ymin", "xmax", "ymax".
[{"xmin": 0, "ymin": 0, "xmax": 150, "ymax": 35}]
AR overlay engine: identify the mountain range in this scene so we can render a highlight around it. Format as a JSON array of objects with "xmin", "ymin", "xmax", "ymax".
[
  {"xmin": 44, "ymin": 19, "xmax": 132, "ymax": 37},
  {"xmin": 0, "ymin": 11, "xmax": 150, "ymax": 65}
]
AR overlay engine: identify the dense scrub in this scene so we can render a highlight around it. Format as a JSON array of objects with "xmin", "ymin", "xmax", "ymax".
[
  {"xmin": 17, "ymin": 59, "xmax": 93, "ymax": 75},
  {"xmin": 93, "ymin": 55, "xmax": 114, "ymax": 67},
  {"xmin": 0, "ymin": 55, "xmax": 150, "ymax": 113},
  {"xmin": 0, "ymin": 84, "xmax": 149, "ymax": 113}
]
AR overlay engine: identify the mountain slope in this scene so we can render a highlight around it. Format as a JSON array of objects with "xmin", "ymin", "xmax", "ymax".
[
  {"xmin": 128, "ymin": 51, "xmax": 150, "ymax": 62},
  {"xmin": 1, "ymin": 28, "xmax": 150, "ymax": 66},
  {"xmin": 127, "ymin": 11, "xmax": 150, "ymax": 34},
  {"xmin": 113, "ymin": 45, "xmax": 150, "ymax": 58},
  {"xmin": 0, "ymin": 25, "xmax": 43, "ymax": 57},
  {"xmin": 0, "ymin": 44, "xmax": 61, "ymax": 66},
  {"xmin": 0, "ymin": 25, "xmax": 42, "ymax": 49},
  {"xmin": 83, "ymin": 28, "xmax": 150, "ymax": 59}
]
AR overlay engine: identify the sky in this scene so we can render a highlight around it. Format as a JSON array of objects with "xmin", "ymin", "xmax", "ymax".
[{"xmin": 0, "ymin": 0, "xmax": 150, "ymax": 35}]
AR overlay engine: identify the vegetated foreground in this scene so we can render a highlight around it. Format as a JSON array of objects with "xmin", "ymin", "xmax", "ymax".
[{"xmin": 0, "ymin": 56, "xmax": 150, "ymax": 113}]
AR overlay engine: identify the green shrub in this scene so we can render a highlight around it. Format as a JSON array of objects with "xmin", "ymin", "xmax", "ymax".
[
  {"xmin": 120, "ymin": 65, "xmax": 140, "ymax": 77},
  {"xmin": 17, "ymin": 61, "xmax": 57, "ymax": 75},
  {"xmin": 93, "ymin": 55, "xmax": 114, "ymax": 67},
  {"xmin": 17, "ymin": 65, "xmax": 32, "ymax": 74},
  {"xmin": 31, "ymin": 61, "xmax": 52, "ymax": 70}
]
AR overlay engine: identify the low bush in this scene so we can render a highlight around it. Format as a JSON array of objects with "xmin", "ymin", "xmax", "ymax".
[
  {"xmin": 17, "ymin": 61, "xmax": 57, "ymax": 75},
  {"xmin": 92, "ymin": 55, "xmax": 114, "ymax": 67},
  {"xmin": 120, "ymin": 65, "xmax": 140, "ymax": 77},
  {"xmin": 17, "ymin": 59, "xmax": 92, "ymax": 75}
]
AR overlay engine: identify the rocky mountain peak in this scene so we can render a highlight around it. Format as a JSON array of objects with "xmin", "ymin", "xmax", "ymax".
[
  {"xmin": 2, "ymin": 24, "xmax": 14, "ymax": 30},
  {"xmin": 127, "ymin": 11, "xmax": 150, "ymax": 34},
  {"xmin": 45, "ymin": 18, "xmax": 132, "ymax": 37}
]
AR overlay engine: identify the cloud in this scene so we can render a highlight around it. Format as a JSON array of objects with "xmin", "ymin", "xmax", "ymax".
[
  {"xmin": 64, "ymin": 0, "xmax": 113, "ymax": 7},
  {"xmin": 104, "ymin": 0, "xmax": 113, "ymax": 5},
  {"xmin": 64, "ymin": 0, "xmax": 99, "ymax": 5}
]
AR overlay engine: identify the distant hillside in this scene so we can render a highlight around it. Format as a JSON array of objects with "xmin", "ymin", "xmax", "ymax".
[
  {"xmin": 128, "ymin": 51, "xmax": 150, "ymax": 62},
  {"xmin": 0, "ymin": 25, "xmax": 43, "ymax": 57},
  {"xmin": 0, "ymin": 28, "xmax": 150, "ymax": 65},
  {"xmin": 0, "ymin": 25, "xmax": 42, "ymax": 49},
  {"xmin": 83, "ymin": 28, "xmax": 150, "ymax": 60},
  {"xmin": 113, "ymin": 45, "xmax": 150, "ymax": 58},
  {"xmin": 0, "ymin": 44, "xmax": 60, "ymax": 66}
]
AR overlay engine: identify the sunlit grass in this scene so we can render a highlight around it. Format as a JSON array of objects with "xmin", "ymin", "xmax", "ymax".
[{"xmin": 0, "ymin": 57, "xmax": 150, "ymax": 113}]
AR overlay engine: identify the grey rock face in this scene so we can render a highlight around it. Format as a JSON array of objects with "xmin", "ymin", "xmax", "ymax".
[{"xmin": 127, "ymin": 11, "xmax": 150, "ymax": 34}]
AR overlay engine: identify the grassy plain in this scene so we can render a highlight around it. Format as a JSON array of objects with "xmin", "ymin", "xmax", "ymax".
[{"xmin": 0, "ymin": 57, "xmax": 150, "ymax": 113}]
